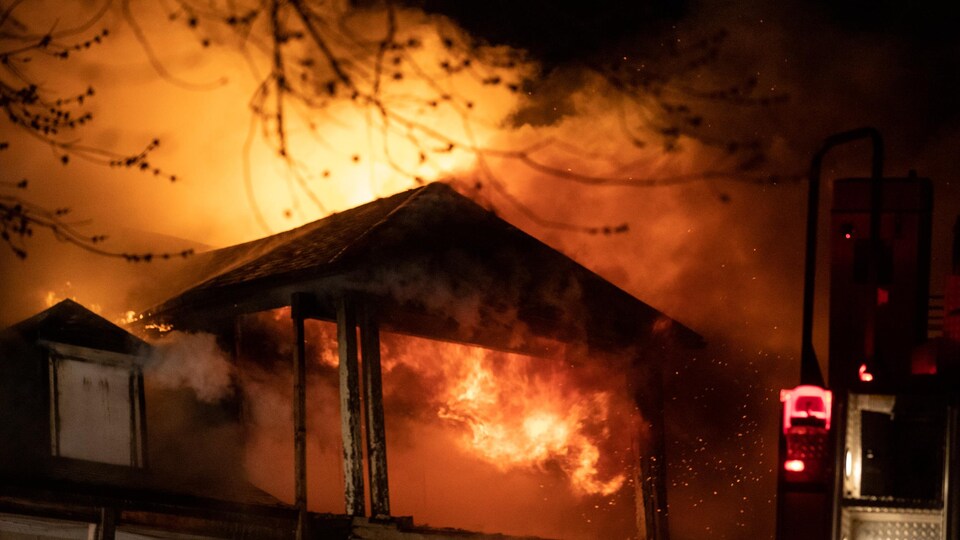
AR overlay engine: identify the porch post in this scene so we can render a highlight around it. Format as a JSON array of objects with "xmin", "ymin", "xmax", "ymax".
[
  {"xmin": 291, "ymin": 293, "xmax": 310, "ymax": 538},
  {"xmin": 337, "ymin": 296, "xmax": 365, "ymax": 516},
  {"xmin": 360, "ymin": 304, "xmax": 390, "ymax": 517},
  {"xmin": 632, "ymin": 356, "xmax": 670, "ymax": 540}
]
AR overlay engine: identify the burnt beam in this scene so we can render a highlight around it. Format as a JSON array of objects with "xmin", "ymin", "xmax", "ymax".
[
  {"xmin": 631, "ymin": 357, "xmax": 670, "ymax": 540},
  {"xmin": 337, "ymin": 296, "xmax": 365, "ymax": 516},
  {"xmin": 360, "ymin": 304, "xmax": 390, "ymax": 518},
  {"xmin": 291, "ymin": 292, "xmax": 313, "ymax": 539}
]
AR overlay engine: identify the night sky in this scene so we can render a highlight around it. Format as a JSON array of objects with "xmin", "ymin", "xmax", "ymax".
[{"xmin": 3, "ymin": 1, "xmax": 960, "ymax": 538}]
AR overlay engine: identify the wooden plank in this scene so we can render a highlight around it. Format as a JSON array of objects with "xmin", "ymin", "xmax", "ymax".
[
  {"xmin": 360, "ymin": 305, "xmax": 390, "ymax": 518},
  {"xmin": 290, "ymin": 293, "xmax": 309, "ymax": 538},
  {"xmin": 337, "ymin": 296, "xmax": 365, "ymax": 516},
  {"xmin": 48, "ymin": 355, "xmax": 59, "ymax": 456}
]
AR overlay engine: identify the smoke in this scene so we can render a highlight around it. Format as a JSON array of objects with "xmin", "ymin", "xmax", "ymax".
[
  {"xmin": 147, "ymin": 331, "xmax": 235, "ymax": 403},
  {"xmin": 392, "ymin": 2, "xmax": 960, "ymax": 538},
  {"xmin": 135, "ymin": 332, "xmax": 248, "ymax": 499}
]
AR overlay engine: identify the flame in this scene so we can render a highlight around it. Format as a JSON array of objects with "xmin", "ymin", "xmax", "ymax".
[
  {"xmin": 43, "ymin": 283, "xmax": 102, "ymax": 314},
  {"xmin": 238, "ymin": 12, "xmax": 525, "ymax": 236},
  {"xmin": 241, "ymin": 309, "xmax": 633, "ymax": 498},
  {"xmin": 390, "ymin": 337, "xmax": 630, "ymax": 496}
]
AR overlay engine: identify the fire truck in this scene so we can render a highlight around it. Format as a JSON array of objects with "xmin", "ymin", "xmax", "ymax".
[{"xmin": 776, "ymin": 129, "xmax": 959, "ymax": 540}]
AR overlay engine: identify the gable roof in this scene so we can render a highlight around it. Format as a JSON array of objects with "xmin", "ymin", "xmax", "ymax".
[
  {"xmin": 143, "ymin": 182, "xmax": 703, "ymax": 352},
  {"xmin": 8, "ymin": 299, "xmax": 147, "ymax": 355},
  {"xmin": 185, "ymin": 185, "xmax": 417, "ymax": 294}
]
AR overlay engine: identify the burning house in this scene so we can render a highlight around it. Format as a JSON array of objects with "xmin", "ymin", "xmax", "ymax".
[{"xmin": 1, "ymin": 182, "xmax": 702, "ymax": 539}]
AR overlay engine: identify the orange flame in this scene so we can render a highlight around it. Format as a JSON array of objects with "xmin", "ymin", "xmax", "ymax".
[
  {"xmin": 43, "ymin": 283, "xmax": 102, "ymax": 314},
  {"xmin": 240, "ymin": 310, "xmax": 634, "ymax": 500},
  {"xmin": 388, "ymin": 338, "xmax": 630, "ymax": 496}
]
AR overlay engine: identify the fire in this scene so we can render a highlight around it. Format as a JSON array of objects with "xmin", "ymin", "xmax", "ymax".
[
  {"xmin": 240, "ymin": 309, "xmax": 634, "ymax": 499},
  {"xmin": 43, "ymin": 283, "xmax": 102, "ymax": 314},
  {"xmin": 387, "ymin": 336, "xmax": 630, "ymax": 497},
  {"xmin": 238, "ymin": 11, "xmax": 526, "ymax": 236}
]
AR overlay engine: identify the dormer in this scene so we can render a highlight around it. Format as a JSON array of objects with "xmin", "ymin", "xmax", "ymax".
[
  {"xmin": 0, "ymin": 299, "xmax": 148, "ymax": 469},
  {"xmin": 45, "ymin": 340, "xmax": 145, "ymax": 467}
]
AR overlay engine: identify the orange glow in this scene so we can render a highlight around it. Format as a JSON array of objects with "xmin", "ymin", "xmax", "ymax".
[
  {"xmin": 43, "ymin": 284, "xmax": 102, "ymax": 315},
  {"xmin": 858, "ymin": 363, "xmax": 874, "ymax": 382},
  {"xmin": 239, "ymin": 309, "xmax": 634, "ymax": 500},
  {"xmin": 398, "ymin": 341, "xmax": 630, "ymax": 496},
  {"xmin": 783, "ymin": 459, "xmax": 805, "ymax": 472},
  {"xmin": 234, "ymin": 13, "xmax": 526, "ymax": 236}
]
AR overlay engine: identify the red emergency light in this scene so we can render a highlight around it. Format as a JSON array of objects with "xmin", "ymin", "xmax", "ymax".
[
  {"xmin": 783, "ymin": 459, "xmax": 805, "ymax": 473},
  {"xmin": 779, "ymin": 385, "xmax": 832, "ymax": 434}
]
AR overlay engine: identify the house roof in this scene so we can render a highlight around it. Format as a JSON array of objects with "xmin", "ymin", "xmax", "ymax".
[
  {"xmin": 8, "ymin": 299, "xmax": 147, "ymax": 355},
  {"xmin": 168, "ymin": 183, "xmax": 418, "ymax": 297},
  {"xmin": 143, "ymin": 182, "xmax": 703, "ymax": 352}
]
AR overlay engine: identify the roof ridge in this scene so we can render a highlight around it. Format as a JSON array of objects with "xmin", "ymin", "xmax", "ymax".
[
  {"xmin": 140, "ymin": 185, "xmax": 433, "ymax": 317},
  {"xmin": 172, "ymin": 187, "xmax": 427, "ymax": 298},
  {"xmin": 161, "ymin": 212, "xmax": 331, "ymax": 299},
  {"xmin": 326, "ymin": 183, "xmax": 435, "ymax": 264}
]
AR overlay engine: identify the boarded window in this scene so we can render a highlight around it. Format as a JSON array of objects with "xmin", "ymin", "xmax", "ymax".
[{"xmin": 48, "ymin": 344, "xmax": 144, "ymax": 467}]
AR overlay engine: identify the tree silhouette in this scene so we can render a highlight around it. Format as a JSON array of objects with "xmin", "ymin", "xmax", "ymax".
[
  {"xmin": 2, "ymin": 0, "xmax": 794, "ymax": 257},
  {"xmin": 147, "ymin": 0, "xmax": 795, "ymax": 230},
  {"xmin": 0, "ymin": 2, "xmax": 191, "ymax": 260}
]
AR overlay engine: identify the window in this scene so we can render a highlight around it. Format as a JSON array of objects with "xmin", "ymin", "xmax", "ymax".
[{"xmin": 46, "ymin": 342, "xmax": 144, "ymax": 467}]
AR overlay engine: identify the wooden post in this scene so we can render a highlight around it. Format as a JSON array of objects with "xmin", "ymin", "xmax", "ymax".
[
  {"xmin": 291, "ymin": 293, "xmax": 309, "ymax": 539},
  {"xmin": 648, "ymin": 362, "xmax": 670, "ymax": 540},
  {"xmin": 360, "ymin": 304, "xmax": 390, "ymax": 518},
  {"xmin": 136, "ymin": 369, "xmax": 147, "ymax": 469},
  {"xmin": 632, "ymin": 357, "xmax": 670, "ymax": 540},
  {"xmin": 93, "ymin": 507, "xmax": 117, "ymax": 540},
  {"xmin": 633, "ymin": 431, "xmax": 649, "ymax": 539},
  {"xmin": 337, "ymin": 296, "xmax": 365, "ymax": 516}
]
